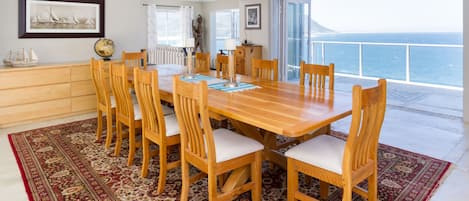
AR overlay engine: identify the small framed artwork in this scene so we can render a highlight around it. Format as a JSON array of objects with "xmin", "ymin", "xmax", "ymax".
[
  {"xmin": 245, "ymin": 4, "xmax": 261, "ymax": 29},
  {"xmin": 19, "ymin": 0, "xmax": 105, "ymax": 38}
]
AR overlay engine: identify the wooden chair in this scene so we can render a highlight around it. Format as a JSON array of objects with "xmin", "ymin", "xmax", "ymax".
[
  {"xmin": 90, "ymin": 58, "xmax": 116, "ymax": 149},
  {"xmin": 215, "ymin": 54, "xmax": 229, "ymax": 79},
  {"xmin": 251, "ymin": 58, "xmax": 278, "ymax": 81},
  {"xmin": 195, "ymin": 52, "xmax": 210, "ymax": 73},
  {"xmin": 173, "ymin": 76, "xmax": 264, "ymax": 201},
  {"xmin": 299, "ymin": 61, "xmax": 335, "ymax": 141},
  {"xmin": 122, "ymin": 50, "xmax": 147, "ymax": 76},
  {"xmin": 133, "ymin": 68, "xmax": 180, "ymax": 194},
  {"xmin": 300, "ymin": 61, "xmax": 334, "ymax": 89},
  {"xmin": 285, "ymin": 79, "xmax": 387, "ymax": 201},
  {"xmin": 109, "ymin": 63, "xmax": 143, "ymax": 166}
]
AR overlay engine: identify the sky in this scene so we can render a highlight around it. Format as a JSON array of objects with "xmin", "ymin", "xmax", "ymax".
[{"xmin": 310, "ymin": 0, "xmax": 463, "ymax": 33}]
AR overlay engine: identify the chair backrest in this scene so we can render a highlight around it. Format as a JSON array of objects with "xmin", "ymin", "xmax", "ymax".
[
  {"xmin": 195, "ymin": 52, "xmax": 210, "ymax": 73},
  {"xmin": 109, "ymin": 63, "xmax": 135, "ymax": 121},
  {"xmin": 133, "ymin": 68, "xmax": 166, "ymax": 140},
  {"xmin": 215, "ymin": 54, "xmax": 229, "ymax": 79},
  {"xmin": 173, "ymin": 76, "xmax": 216, "ymax": 163},
  {"xmin": 300, "ymin": 61, "xmax": 334, "ymax": 90},
  {"xmin": 90, "ymin": 58, "xmax": 112, "ymax": 109},
  {"xmin": 343, "ymin": 79, "xmax": 387, "ymax": 173},
  {"xmin": 122, "ymin": 50, "xmax": 147, "ymax": 71},
  {"xmin": 251, "ymin": 58, "xmax": 278, "ymax": 81}
]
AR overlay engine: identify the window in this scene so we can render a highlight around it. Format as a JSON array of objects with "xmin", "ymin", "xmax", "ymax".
[
  {"xmin": 154, "ymin": 6, "xmax": 192, "ymax": 47},
  {"xmin": 214, "ymin": 9, "xmax": 240, "ymax": 53}
]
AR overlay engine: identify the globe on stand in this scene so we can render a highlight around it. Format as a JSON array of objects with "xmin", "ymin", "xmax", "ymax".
[{"xmin": 94, "ymin": 38, "xmax": 115, "ymax": 61}]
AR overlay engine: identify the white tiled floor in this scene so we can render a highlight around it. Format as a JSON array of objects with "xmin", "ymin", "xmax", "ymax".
[
  {"xmin": 331, "ymin": 77, "xmax": 469, "ymax": 201},
  {"xmin": 0, "ymin": 113, "xmax": 96, "ymax": 201},
  {"xmin": 0, "ymin": 78, "xmax": 468, "ymax": 200}
]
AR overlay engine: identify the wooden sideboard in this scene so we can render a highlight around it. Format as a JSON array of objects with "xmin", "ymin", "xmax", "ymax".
[
  {"xmin": 0, "ymin": 62, "xmax": 96, "ymax": 128},
  {"xmin": 235, "ymin": 45, "xmax": 262, "ymax": 75}
]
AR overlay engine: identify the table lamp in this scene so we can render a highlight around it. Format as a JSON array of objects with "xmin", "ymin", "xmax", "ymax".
[
  {"xmin": 224, "ymin": 39, "xmax": 238, "ymax": 88},
  {"xmin": 184, "ymin": 38, "xmax": 195, "ymax": 79}
]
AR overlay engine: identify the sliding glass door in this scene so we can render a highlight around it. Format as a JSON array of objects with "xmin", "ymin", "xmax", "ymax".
[{"xmin": 285, "ymin": 0, "xmax": 310, "ymax": 81}]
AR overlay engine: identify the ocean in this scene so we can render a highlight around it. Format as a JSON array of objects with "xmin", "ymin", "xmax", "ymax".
[{"xmin": 303, "ymin": 32, "xmax": 463, "ymax": 87}]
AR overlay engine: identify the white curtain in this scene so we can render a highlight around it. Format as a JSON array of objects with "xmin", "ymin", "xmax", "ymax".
[
  {"xmin": 180, "ymin": 5, "xmax": 194, "ymax": 45},
  {"xmin": 147, "ymin": 5, "xmax": 158, "ymax": 49}
]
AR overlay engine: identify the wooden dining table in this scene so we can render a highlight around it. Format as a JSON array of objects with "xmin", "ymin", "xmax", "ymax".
[
  {"xmin": 152, "ymin": 68, "xmax": 352, "ymax": 138},
  {"xmin": 131, "ymin": 64, "xmax": 353, "ymax": 193}
]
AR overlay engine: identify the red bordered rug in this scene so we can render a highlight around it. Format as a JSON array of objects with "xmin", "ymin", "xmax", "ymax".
[{"xmin": 8, "ymin": 118, "xmax": 451, "ymax": 200}]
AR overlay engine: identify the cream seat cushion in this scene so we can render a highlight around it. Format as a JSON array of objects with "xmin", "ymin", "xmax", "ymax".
[
  {"xmin": 210, "ymin": 129, "xmax": 264, "ymax": 163},
  {"xmin": 110, "ymin": 93, "xmax": 137, "ymax": 108},
  {"xmin": 163, "ymin": 114, "xmax": 180, "ymax": 136},
  {"xmin": 161, "ymin": 105, "xmax": 174, "ymax": 115},
  {"xmin": 133, "ymin": 104, "xmax": 143, "ymax": 120},
  {"xmin": 132, "ymin": 105, "xmax": 172, "ymax": 118},
  {"xmin": 110, "ymin": 96, "xmax": 116, "ymax": 108},
  {"xmin": 132, "ymin": 106, "xmax": 178, "ymax": 136},
  {"xmin": 285, "ymin": 135, "xmax": 345, "ymax": 174}
]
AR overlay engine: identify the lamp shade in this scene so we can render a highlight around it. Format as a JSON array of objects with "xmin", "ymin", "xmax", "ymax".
[{"xmin": 224, "ymin": 39, "xmax": 236, "ymax": 51}]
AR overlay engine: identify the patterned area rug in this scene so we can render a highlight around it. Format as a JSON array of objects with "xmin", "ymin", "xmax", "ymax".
[{"xmin": 8, "ymin": 118, "xmax": 451, "ymax": 201}]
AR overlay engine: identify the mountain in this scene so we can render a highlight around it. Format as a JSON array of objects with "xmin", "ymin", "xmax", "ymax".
[{"xmin": 310, "ymin": 19, "xmax": 335, "ymax": 33}]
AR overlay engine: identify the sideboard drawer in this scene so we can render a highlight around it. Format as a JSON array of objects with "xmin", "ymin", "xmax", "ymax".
[
  {"xmin": 72, "ymin": 95, "xmax": 96, "ymax": 112},
  {"xmin": 0, "ymin": 99, "xmax": 71, "ymax": 125},
  {"xmin": 0, "ymin": 68, "xmax": 70, "ymax": 90},
  {"xmin": 71, "ymin": 65, "xmax": 91, "ymax": 81},
  {"xmin": 0, "ymin": 83, "xmax": 70, "ymax": 107},
  {"xmin": 71, "ymin": 80, "xmax": 95, "ymax": 97}
]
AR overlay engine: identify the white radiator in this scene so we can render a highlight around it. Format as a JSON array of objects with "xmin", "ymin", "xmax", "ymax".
[{"xmin": 148, "ymin": 46, "xmax": 185, "ymax": 65}]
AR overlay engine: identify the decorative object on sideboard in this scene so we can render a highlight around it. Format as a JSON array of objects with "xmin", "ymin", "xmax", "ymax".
[
  {"xmin": 94, "ymin": 38, "xmax": 114, "ymax": 61},
  {"xmin": 19, "ymin": 0, "xmax": 105, "ymax": 38},
  {"xmin": 3, "ymin": 48, "xmax": 39, "ymax": 67},
  {"xmin": 224, "ymin": 39, "xmax": 239, "ymax": 88},
  {"xmin": 192, "ymin": 14, "xmax": 204, "ymax": 52}
]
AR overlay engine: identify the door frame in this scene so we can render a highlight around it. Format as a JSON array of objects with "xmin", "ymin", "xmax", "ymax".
[{"xmin": 279, "ymin": 0, "xmax": 311, "ymax": 81}]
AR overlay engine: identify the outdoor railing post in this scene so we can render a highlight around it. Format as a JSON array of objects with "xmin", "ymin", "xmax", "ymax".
[
  {"xmin": 359, "ymin": 43, "xmax": 363, "ymax": 77},
  {"xmin": 321, "ymin": 42, "xmax": 325, "ymax": 65},
  {"xmin": 406, "ymin": 44, "xmax": 410, "ymax": 82}
]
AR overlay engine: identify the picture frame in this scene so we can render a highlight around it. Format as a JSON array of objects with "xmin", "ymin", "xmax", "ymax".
[
  {"xmin": 245, "ymin": 4, "xmax": 261, "ymax": 29},
  {"xmin": 19, "ymin": 0, "xmax": 105, "ymax": 38}
]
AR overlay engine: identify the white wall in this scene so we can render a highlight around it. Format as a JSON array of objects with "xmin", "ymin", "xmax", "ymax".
[
  {"xmin": 464, "ymin": 1, "xmax": 469, "ymax": 123},
  {"xmin": 200, "ymin": 0, "xmax": 240, "ymax": 58},
  {"xmin": 239, "ymin": 0, "xmax": 271, "ymax": 59},
  {"xmin": 0, "ymin": 0, "xmax": 148, "ymax": 63},
  {"xmin": 200, "ymin": 0, "xmax": 271, "ymax": 60}
]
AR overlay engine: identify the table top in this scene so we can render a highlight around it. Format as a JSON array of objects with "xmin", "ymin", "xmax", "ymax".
[{"xmin": 144, "ymin": 66, "xmax": 352, "ymax": 137}]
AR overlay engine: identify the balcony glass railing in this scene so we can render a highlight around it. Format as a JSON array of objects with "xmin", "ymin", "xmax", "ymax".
[{"xmin": 288, "ymin": 40, "xmax": 463, "ymax": 89}]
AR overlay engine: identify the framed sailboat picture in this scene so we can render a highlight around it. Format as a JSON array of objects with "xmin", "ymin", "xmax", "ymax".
[{"xmin": 19, "ymin": 0, "xmax": 105, "ymax": 38}]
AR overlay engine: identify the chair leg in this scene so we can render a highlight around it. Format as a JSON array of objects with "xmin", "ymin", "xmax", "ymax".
[
  {"xmin": 104, "ymin": 112, "xmax": 113, "ymax": 149},
  {"xmin": 127, "ymin": 124, "xmax": 136, "ymax": 166},
  {"xmin": 368, "ymin": 169, "xmax": 378, "ymax": 201},
  {"xmin": 342, "ymin": 180, "xmax": 353, "ymax": 201},
  {"xmin": 319, "ymin": 181, "xmax": 329, "ymax": 200},
  {"xmin": 157, "ymin": 145, "xmax": 168, "ymax": 194},
  {"xmin": 251, "ymin": 151, "xmax": 262, "ymax": 201},
  {"xmin": 287, "ymin": 158, "xmax": 298, "ymax": 201},
  {"xmin": 141, "ymin": 137, "xmax": 150, "ymax": 177},
  {"xmin": 207, "ymin": 169, "xmax": 218, "ymax": 200},
  {"xmin": 180, "ymin": 159, "xmax": 190, "ymax": 201},
  {"xmin": 114, "ymin": 122, "xmax": 123, "ymax": 156},
  {"xmin": 96, "ymin": 110, "xmax": 103, "ymax": 142}
]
